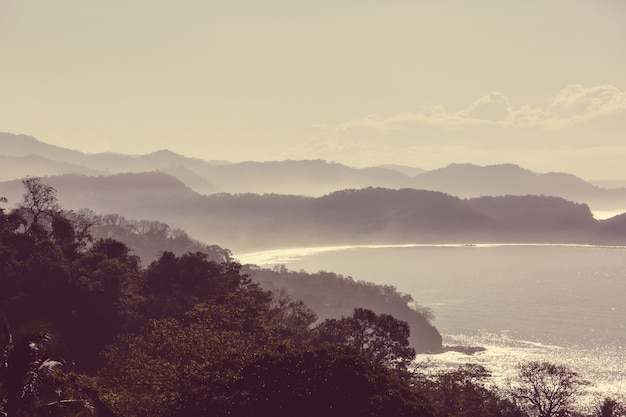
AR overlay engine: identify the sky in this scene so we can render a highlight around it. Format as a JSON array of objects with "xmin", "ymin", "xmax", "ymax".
[{"xmin": 1, "ymin": 1, "xmax": 626, "ymax": 180}]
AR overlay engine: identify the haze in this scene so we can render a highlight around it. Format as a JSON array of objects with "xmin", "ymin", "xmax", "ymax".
[{"xmin": 2, "ymin": 1, "xmax": 626, "ymax": 179}]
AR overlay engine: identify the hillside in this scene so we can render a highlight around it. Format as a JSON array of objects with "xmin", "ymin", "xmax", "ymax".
[
  {"xmin": 246, "ymin": 266, "xmax": 442, "ymax": 353},
  {"xmin": 1, "ymin": 173, "xmax": 621, "ymax": 252}
]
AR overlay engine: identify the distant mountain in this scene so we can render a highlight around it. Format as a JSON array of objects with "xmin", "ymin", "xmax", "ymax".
[
  {"xmin": 411, "ymin": 163, "xmax": 626, "ymax": 210},
  {"xmin": 0, "ymin": 133, "xmax": 414, "ymax": 196},
  {"xmin": 0, "ymin": 133, "xmax": 87, "ymax": 162},
  {"xmin": 0, "ymin": 172, "xmax": 201, "ymax": 221},
  {"xmin": 377, "ymin": 164, "xmax": 426, "ymax": 177},
  {"xmin": 0, "ymin": 154, "xmax": 105, "ymax": 181},
  {"xmin": 412, "ymin": 163, "xmax": 598, "ymax": 196},
  {"xmin": 0, "ymin": 132, "xmax": 226, "ymax": 183},
  {"xmin": 156, "ymin": 164, "xmax": 218, "ymax": 195},
  {"xmin": 1, "ymin": 174, "xmax": 622, "ymax": 252},
  {"xmin": 3, "ymin": 132, "xmax": 626, "ymax": 210},
  {"xmin": 193, "ymin": 160, "xmax": 412, "ymax": 195}
]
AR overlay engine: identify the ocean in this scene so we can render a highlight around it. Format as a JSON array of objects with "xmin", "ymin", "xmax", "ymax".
[{"xmin": 237, "ymin": 244, "xmax": 626, "ymax": 404}]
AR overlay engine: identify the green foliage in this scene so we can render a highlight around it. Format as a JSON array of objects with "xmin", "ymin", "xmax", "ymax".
[
  {"xmin": 14, "ymin": 178, "xmax": 94, "ymax": 255},
  {"xmin": 268, "ymin": 289, "xmax": 317, "ymax": 344},
  {"xmin": 98, "ymin": 293, "xmax": 293, "ymax": 417},
  {"xmin": 139, "ymin": 251, "xmax": 248, "ymax": 320},
  {"xmin": 233, "ymin": 344, "xmax": 436, "ymax": 417},
  {"xmin": 66, "ymin": 238, "xmax": 143, "ymax": 371},
  {"xmin": 0, "ymin": 318, "xmax": 96, "ymax": 417},
  {"xmin": 419, "ymin": 364, "xmax": 524, "ymax": 417},
  {"xmin": 247, "ymin": 266, "xmax": 442, "ymax": 352},
  {"xmin": 98, "ymin": 318, "xmax": 435, "ymax": 417},
  {"xmin": 91, "ymin": 213, "xmax": 232, "ymax": 264},
  {"xmin": 314, "ymin": 307, "xmax": 416, "ymax": 372},
  {"xmin": 2, "ymin": 179, "xmax": 612, "ymax": 417}
]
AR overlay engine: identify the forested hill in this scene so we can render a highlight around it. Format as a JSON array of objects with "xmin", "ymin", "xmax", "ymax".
[
  {"xmin": 1, "ymin": 175, "xmax": 621, "ymax": 417},
  {"xmin": 0, "ymin": 176, "xmax": 608, "ymax": 251},
  {"xmin": 247, "ymin": 266, "xmax": 442, "ymax": 353},
  {"xmin": 78, "ymin": 209, "xmax": 444, "ymax": 352},
  {"xmin": 0, "ymin": 181, "xmax": 445, "ymax": 417},
  {"xmin": 0, "ymin": 173, "xmax": 623, "ymax": 252}
]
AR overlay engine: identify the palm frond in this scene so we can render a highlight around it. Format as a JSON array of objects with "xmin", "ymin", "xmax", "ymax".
[
  {"xmin": 36, "ymin": 399, "xmax": 95, "ymax": 417},
  {"xmin": 19, "ymin": 358, "xmax": 65, "ymax": 405}
]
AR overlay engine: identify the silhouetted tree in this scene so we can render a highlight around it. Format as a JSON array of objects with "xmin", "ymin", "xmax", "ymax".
[
  {"xmin": 17, "ymin": 177, "xmax": 61, "ymax": 239},
  {"xmin": 594, "ymin": 397, "xmax": 625, "ymax": 417},
  {"xmin": 419, "ymin": 364, "xmax": 524, "ymax": 417},
  {"xmin": 509, "ymin": 361, "xmax": 590, "ymax": 417},
  {"xmin": 314, "ymin": 307, "xmax": 416, "ymax": 371}
]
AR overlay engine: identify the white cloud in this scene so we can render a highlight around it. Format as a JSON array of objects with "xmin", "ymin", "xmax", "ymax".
[
  {"xmin": 547, "ymin": 84, "xmax": 626, "ymax": 127},
  {"xmin": 277, "ymin": 84, "xmax": 626, "ymax": 179},
  {"xmin": 332, "ymin": 84, "xmax": 626, "ymax": 134},
  {"xmin": 463, "ymin": 91, "xmax": 512, "ymax": 122}
]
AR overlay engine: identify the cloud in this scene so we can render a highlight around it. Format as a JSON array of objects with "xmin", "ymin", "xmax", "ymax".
[
  {"xmin": 547, "ymin": 84, "xmax": 626, "ymax": 126},
  {"xmin": 278, "ymin": 84, "xmax": 626, "ymax": 179},
  {"xmin": 332, "ymin": 84, "xmax": 626, "ymax": 134},
  {"xmin": 464, "ymin": 91, "xmax": 512, "ymax": 122}
]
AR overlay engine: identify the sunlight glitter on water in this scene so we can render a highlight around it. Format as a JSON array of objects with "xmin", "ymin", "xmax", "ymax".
[
  {"xmin": 421, "ymin": 331, "xmax": 626, "ymax": 408},
  {"xmin": 239, "ymin": 244, "xmax": 626, "ymax": 403}
]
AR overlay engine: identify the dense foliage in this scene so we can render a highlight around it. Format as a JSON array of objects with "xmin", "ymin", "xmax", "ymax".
[
  {"xmin": 0, "ymin": 179, "xmax": 622, "ymax": 417},
  {"xmin": 247, "ymin": 266, "xmax": 442, "ymax": 352},
  {"xmin": 90, "ymin": 213, "xmax": 232, "ymax": 264}
]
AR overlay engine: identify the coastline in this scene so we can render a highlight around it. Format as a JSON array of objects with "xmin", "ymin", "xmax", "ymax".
[{"xmin": 236, "ymin": 242, "xmax": 626, "ymax": 267}]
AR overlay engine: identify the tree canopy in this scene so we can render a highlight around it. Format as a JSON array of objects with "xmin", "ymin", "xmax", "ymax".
[
  {"xmin": 0, "ymin": 179, "xmax": 617, "ymax": 417},
  {"xmin": 314, "ymin": 307, "xmax": 416, "ymax": 371}
]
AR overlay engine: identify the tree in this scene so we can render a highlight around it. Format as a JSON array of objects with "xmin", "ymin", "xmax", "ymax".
[
  {"xmin": 99, "ymin": 302, "xmax": 434, "ymax": 417},
  {"xmin": 12, "ymin": 178, "xmax": 94, "ymax": 256},
  {"xmin": 268, "ymin": 289, "xmax": 317, "ymax": 344},
  {"xmin": 419, "ymin": 364, "xmax": 524, "ymax": 417},
  {"xmin": 0, "ymin": 314, "xmax": 95, "ymax": 417},
  {"xmin": 594, "ymin": 397, "xmax": 625, "ymax": 417},
  {"xmin": 17, "ymin": 177, "xmax": 61, "ymax": 238},
  {"xmin": 234, "ymin": 344, "xmax": 436, "ymax": 417},
  {"xmin": 98, "ymin": 292, "xmax": 292, "ymax": 417},
  {"xmin": 509, "ymin": 361, "xmax": 590, "ymax": 417},
  {"xmin": 140, "ymin": 251, "xmax": 248, "ymax": 320},
  {"xmin": 314, "ymin": 307, "xmax": 416, "ymax": 371},
  {"xmin": 66, "ymin": 238, "xmax": 143, "ymax": 372}
]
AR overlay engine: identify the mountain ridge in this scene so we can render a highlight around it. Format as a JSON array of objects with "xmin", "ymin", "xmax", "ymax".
[
  {"xmin": 1, "ymin": 172, "xmax": 623, "ymax": 252},
  {"xmin": 2, "ymin": 132, "xmax": 626, "ymax": 210}
]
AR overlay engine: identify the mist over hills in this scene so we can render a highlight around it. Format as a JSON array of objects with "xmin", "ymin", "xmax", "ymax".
[
  {"xmin": 0, "ymin": 154, "xmax": 105, "ymax": 181},
  {"xmin": 3, "ymin": 132, "xmax": 626, "ymax": 252},
  {"xmin": 1, "ymin": 171, "xmax": 624, "ymax": 252},
  {"xmin": 3, "ymin": 132, "xmax": 626, "ymax": 210}
]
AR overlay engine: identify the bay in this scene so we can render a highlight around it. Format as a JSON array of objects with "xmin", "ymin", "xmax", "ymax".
[{"xmin": 237, "ymin": 244, "xmax": 626, "ymax": 401}]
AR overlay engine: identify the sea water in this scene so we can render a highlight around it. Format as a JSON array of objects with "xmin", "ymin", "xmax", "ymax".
[{"xmin": 237, "ymin": 244, "xmax": 626, "ymax": 403}]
